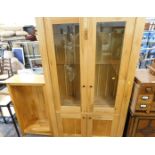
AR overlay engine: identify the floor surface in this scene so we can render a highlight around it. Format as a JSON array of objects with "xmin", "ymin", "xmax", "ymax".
[{"xmin": 0, "ymin": 118, "xmax": 46, "ymax": 137}]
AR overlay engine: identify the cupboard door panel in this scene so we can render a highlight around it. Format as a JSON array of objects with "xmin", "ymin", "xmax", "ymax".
[
  {"xmin": 86, "ymin": 18, "xmax": 138, "ymax": 136},
  {"xmin": 57, "ymin": 113, "xmax": 86, "ymax": 136},
  {"xmin": 87, "ymin": 114, "xmax": 112, "ymax": 136},
  {"xmin": 62, "ymin": 118, "xmax": 81, "ymax": 135},
  {"xmin": 92, "ymin": 120, "xmax": 112, "ymax": 136}
]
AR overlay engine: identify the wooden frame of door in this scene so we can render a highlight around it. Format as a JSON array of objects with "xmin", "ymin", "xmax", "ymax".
[
  {"xmin": 86, "ymin": 17, "xmax": 142, "ymax": 136},
  {"xmin": 41, "ymin": 17, "xmax": 88, "ymax": 136}
]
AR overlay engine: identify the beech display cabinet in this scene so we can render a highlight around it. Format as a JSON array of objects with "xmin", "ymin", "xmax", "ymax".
[{"xmin": 35, "ymin": 17, "xmax": 145, "ymax": 136}]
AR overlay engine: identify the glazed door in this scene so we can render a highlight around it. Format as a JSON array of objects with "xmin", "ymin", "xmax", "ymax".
[
  {"xmin": 43, "ymin": 18, "xmax": 87, "ymax": 136},
  {"xmin": 87, "ymin": 18, "xmax": 136, "ymax": 136}
]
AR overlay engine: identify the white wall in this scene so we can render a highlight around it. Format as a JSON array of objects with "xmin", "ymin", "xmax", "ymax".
[{"xmin": 0, "ymin": 17, "xmax": 36, "ymax": 26}]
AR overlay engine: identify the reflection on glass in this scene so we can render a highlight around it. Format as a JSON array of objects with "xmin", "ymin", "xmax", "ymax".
[
  {"xmin": 53, "ymin": 24, "xmax": 80, "ymax": 106},
  {"xmin": 94, "ymin": 22, "xmax": 125, "ymax": 107}
]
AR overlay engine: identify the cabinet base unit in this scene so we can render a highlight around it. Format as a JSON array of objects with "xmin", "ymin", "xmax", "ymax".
[
  {"xmin": 126, "ymin": 112, "xmax": 155, "ymax": 137},
  {"xmin": 125, "ymin": 69, "xmax": 155, "ymax": 137}
]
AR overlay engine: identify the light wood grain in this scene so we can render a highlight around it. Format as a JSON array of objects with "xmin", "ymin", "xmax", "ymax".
[
  {"xmin": 4, "ymin": 74, "xmax": 45, "ymax": 85},
  {"xmin": 7, "ymin": 85, "xmax": 50, "ymax": 136},
  {"xmin": 116, "ymin": 18, "xmax": 145, "ymax": 136}
]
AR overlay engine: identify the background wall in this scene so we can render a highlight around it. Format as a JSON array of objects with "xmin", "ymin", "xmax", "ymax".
[{"xmin": 0, "ymin": 17, "xmax": 36, "ymax": 26}]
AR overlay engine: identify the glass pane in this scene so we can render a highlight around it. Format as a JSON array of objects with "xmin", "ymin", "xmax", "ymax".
[
  {"xmin": 94, "ymin": 22, "xmax": 125, "ymax": 107},
  {"xmin": 53, "ymin": 23, "xmax": 80, "ymax": 106}
]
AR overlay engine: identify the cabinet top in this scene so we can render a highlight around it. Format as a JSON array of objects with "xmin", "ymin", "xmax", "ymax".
[
  {"xmin": 3, "ymin": 74, "xmax": 45, "ymax": 86},
  {"xmin": 135, "ymin": 69, "xmax": 155, "ymax": 84}
]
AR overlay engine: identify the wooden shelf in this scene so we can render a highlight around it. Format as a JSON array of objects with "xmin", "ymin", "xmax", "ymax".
[
  {"xmin": 61, "ymin": 97, "xmax": 80, "ymax": 106},
  {"xmin": 55, "ymin": 60, "xmax": 120, "ymax": 65},
  {"xmin": 94, "ymin": 96, "xmax": 115, "ymax": 108},
  {"xmin": 24, "ymin": 119, "xmax": 51, "ymax": 135},
  {"xmin": 96, "ymin": 59, "xmax": 120, "ymax": 65},
  {"xmin": 57, "ymin": 63, "xmax": 80, "ymax": 65}
]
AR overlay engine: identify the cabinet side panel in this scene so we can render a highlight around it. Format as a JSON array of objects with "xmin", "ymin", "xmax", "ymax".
[{"xmin": 116, "ymin": 18, "xmax": 145, "ymax": 136}]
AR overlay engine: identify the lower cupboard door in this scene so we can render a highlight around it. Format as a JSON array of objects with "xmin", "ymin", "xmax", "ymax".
[
  {"xmin": 87, "ymin": 115, "xmax": 113, "ymax": 136},
  {"xmin": 56, "ymin": 113, "xmax": 87, "ymax": 136}
]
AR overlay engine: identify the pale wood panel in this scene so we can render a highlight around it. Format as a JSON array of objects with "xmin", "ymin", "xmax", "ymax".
[
  {"xmin": 78, "ymin": 17, "xmax": 89, "ymax": 113},
  {"xmin": 7, "ymin": 85, "xmax": 50, "ymax": 135},
  {"xmin": 56, "ymin": 112, "xmax": 64, "ymax": 136},
  {"xmin": 87, "ymin": 18, "xmax": 96, "ymax": 112},
  {"xmin": 92, "ymin": 120, "xmax": 112, "ymax": 136},
  {"xmin": 87, "ymin": 113, "xmax": 112, "ymax": 136},
  {"xmin": 4, "ymin": 74, "xmax": 45, "ymax": 86},
  {"xmin": 105, "ymin": 18, "xmax": 136, "ymax": 136},
  {"xmin": 24, "ymin": 119, "xmax": 52, "ymax": 136},
  {"xmin": 113, "ymin": 18, "xmax": 136, "ymax": 115},
  {"xmin": 36, "ymin": 18, "xmax": 59, "ymax": 135},
  {"xmin": 43, "ymin": 17, "xmax": 62, "ymax": 111},
  {"xmin": 60, "ymin": 106, "xmax": 81, "ymax": 113},
  {"xmin": 62, "ymin": 118, "xmax": 81, "ymax": 135},
  {"xmin": 56, "ymin": 113, "xmax": 85, "ymax": 136},
  {"xmin": 32, "ymin": 86, "xmax": 48, "ymax": 120},
  {"xmin": 96, "ymin": 17, "xmax": 133, "ymax": 22},
  {"xmin": 115, "ymin": 18, "xmax": 145, "ymax": 136},
  {"xmin": 93, "ymin": 107, "xmax": 115, "ymax": 120},
  {"xmin": 50, "ymin": 18, "xmax": 80, "ymax": 24}
]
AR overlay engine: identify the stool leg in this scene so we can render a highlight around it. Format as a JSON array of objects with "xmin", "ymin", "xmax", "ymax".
[
  {"xmin": 2, "ymin": 115, "xmax": 7, "ymax": 124},
  {"xmin": 7, "ymin": 104, "xmax": 20, "ymax": 137},
  {"xmin": 0, "ymin": 107, "xmax": 7, "ymax": 123}
]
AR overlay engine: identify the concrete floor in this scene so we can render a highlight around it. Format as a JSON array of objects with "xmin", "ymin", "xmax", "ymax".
[
  {"xmin": 0, "ymin": 117, "xmax": 20, "ymax": 137},
  {"xmin": 0, "ymin": 118, "xmax": 46, "ymax": 137}
]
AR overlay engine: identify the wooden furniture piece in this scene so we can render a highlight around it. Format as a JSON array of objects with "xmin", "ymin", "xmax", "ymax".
[
  {"xmin": 126, "ymin": 69, "xmax": 155, "ymax": 136},
  {"xmin": 4, "ymin": 74, "xmax": 54, "ymax": 136},
  {"xmin": 35, "ymin": 17, "xmax": 145, "ymax": 136},
  {"xmin": 131, "ymin": 69, "xmax": 155, "ymax": 113},
  {"xmin": 126, "ymin": 111, "xmax": 155, "ymax": 137}
]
